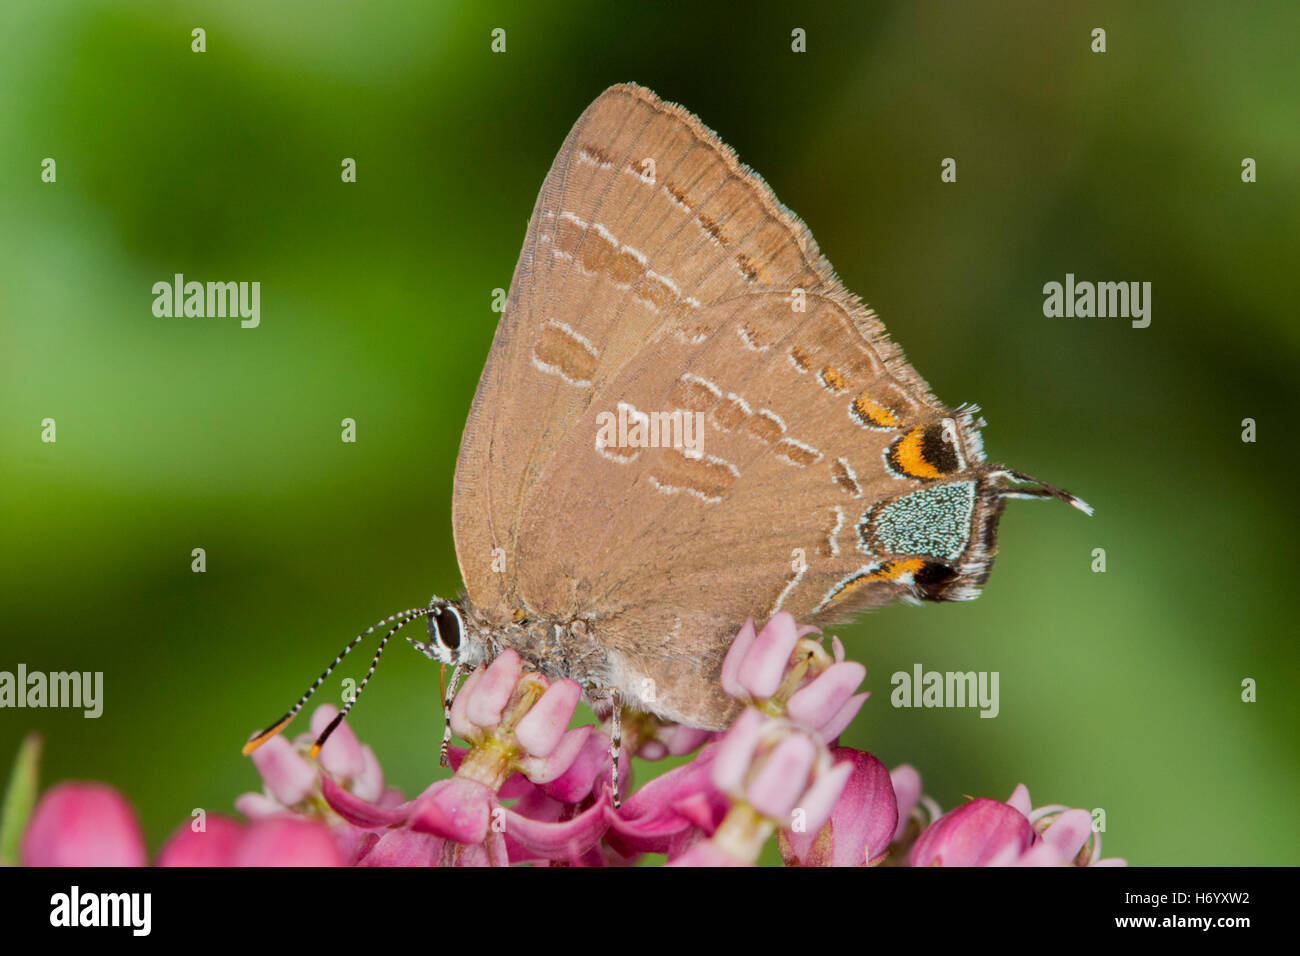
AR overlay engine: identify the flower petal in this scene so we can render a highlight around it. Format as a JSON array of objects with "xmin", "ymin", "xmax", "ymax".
[
  {"xmin": 514, "ymin": 678, "xmax": 581, "ymax": 758},
  {"xmin": 831, "ymin": 635, "xmax": 846, "ymax": 662},
  {"xmin": 669, "ymin": 791, "xmax": 722, "ymax": 835},
  {"xmin": 737, "ymin": 612, "xmax": 801, "ymax": 699},
  {"xmin": 795, "ymin": 760, "xmax": 853, "ymax": 837},
  {"xmin": 466, "ymin": 649, "xmax": 522, "ymax": 729},
  {"xmin": 719, "ymin": 617, "xmax": 758, "ymax": 698},
  {"xmin": 233, "ymin": 792, "xmax": 285, "ymax": 821},
  {"xmin": 408, "ymin": 778, "xmax": 495, "ymax": 845},
  {"xmin": 354, "ymin": 828, "xmax": 442, "ymax": 867},
  {"xmin": 889, "ymin": 764, "xmax": 923, "ymax": 843},
  {"xmin": 319, "ymin": 770, "xmax": 409, "ymax": 829},
  {"xmin": 638, "ymin": 741, "xmax": 668, "ymax": 760},
  {"xmin": 309, "ymin": 704, "xmax": 366, "ymax": 781},
  {"xmin": 249, "ymin": 734, "xmax": 316, "ymax": 806},
  {"xmin": 352, "ymin": 745, "xmax": 385, "ymax": 803},
  {"xmin": 448, "ymin": 669, "xmax": 484, "ymax": 741},
  {"xmin": 816, "ymin": 692, "xmax": 868, "ymax": 743},
  {"xmin": 786, "ymin": 661, "xmax": 865, "ymax": 729},
  {"xmin": 660, "ymin": 724, "xmax": 715, "ymax": 756},
  {"xmin": 1040, "ymin": 808, "xmax": 1093, "ymax": 862},
  {"xmin": 710, "ymin": 708, "xmax": 766, "ymax": 795},
  {"xmin": 503, "ymin": 795, "xmax": 609, "ymax": 859},
  {"xmin": 442, "ymin": 829, "xmax": 509, "ymax": 867},
  {"xmin": 1012, "ymin": 841, "xmax": 1069, "ymax": 867},
  {"xmin": 1007, "ymin": 783, "xmax": 1033, "ymax": 818},
  {"xmin": 538, "ymin": 728, "xmax": 608, "ymax": 804},
  {"xmin": 516, "ymin": 725, "xmax": 592, "ymax": 785},
  {"xmin": 747, "ymin": 733, "xmax": 816, "ymax": 819},
  {"xmin": 604, "ymin": 748, "xmax": 721, "ymax": 855},
  {"xmin": 666, "ymin": 839, "xmax": 747, "ymax": 867}
]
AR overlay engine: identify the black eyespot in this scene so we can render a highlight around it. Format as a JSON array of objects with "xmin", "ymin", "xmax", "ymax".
[
  {"xmin": 919, "ymin": 424, "xmax": 960, "ymax": 474},
  {"xmin": 433, "ymin": 605, "xmax": 462, "ymax": 650},
  {"xmin": 913, "ymin": 561, "xmax": 958, "ymax": 600}
]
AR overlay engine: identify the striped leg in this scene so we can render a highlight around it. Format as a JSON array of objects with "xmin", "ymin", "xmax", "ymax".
[
  {"xmin": 609, "ymin": 692, "xmax": 622, "ymax": 809},
  {"xmin": 440, "ymin": 663, "xmax": 463, "ymax": 768}
]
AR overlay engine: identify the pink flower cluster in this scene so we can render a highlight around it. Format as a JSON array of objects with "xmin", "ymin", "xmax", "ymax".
[{"xmin": 13, "ymin": 614, "xmax": 1125, "ymax": 867}]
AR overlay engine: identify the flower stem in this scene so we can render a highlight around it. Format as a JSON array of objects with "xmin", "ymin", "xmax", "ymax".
[{"xmin": 711, "ymin": 802, "xmax": 776, "ymax": 864}]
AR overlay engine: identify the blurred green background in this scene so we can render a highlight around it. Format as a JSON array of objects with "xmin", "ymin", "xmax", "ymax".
[{"xmin": 2, "ymin": 0, "xmax": 1297, "ymax": 865}]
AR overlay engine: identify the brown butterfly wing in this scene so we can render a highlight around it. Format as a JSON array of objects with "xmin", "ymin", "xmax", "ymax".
[
  {"xmin": 454, "ymin": 84, "xmax": 998, "ymax": 728},
  {"xmin": 512, "ymin": 292, "xmax": 998, "ymax": 728},
  {"xmin": 456, "ymin": 83, "xmax": 841, "ymax": 619}
]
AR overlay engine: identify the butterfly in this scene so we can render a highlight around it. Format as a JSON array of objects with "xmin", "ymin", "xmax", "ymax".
[{"xmin": 244, "ymin": 83, "xmax": 1087, "ymax": 768}]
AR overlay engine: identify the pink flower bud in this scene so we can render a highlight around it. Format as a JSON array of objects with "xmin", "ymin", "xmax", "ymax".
[
  {"xmin": 21, "ymin": 782, "xmax": 147, "ymax": 867},
  {"xmin": 781, "ymin": 748, "xmax": 898, "ymax": 866},
  {"xmin": 910, "ymin": 797, "xmax": 1036, "ymax": 867},
  {"xmin": 156, "ymin": 814, "xmax": 245, "ymax": 867},
  {"xmin": 229, "ymin": 817, "xmax": 343, "ymax": 866}
]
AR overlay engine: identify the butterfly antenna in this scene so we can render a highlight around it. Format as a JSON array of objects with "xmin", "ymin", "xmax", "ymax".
[
  {"xmin": 992, "ymin": 469, "xmax": 1093, "ymax": 516},
  {"xmin": 308, "ymin": 609, "xmax": 428, "ymax": 757},
  {"xmin": 242, "ymin": 606, "xmax": 432, "ymax": 756}
]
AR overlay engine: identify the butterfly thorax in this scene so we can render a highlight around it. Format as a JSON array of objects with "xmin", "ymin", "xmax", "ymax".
[{"xmin": 458, "ymin": 600, "xmax": 614, "ymax": 695}]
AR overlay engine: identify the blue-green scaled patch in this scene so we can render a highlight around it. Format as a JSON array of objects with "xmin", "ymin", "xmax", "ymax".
[{"xmin": 872, "ymin": 481, "xmax": 976, "ymax": 560}]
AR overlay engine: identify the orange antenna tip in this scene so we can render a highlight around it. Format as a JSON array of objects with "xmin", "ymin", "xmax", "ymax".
[
  {"xmin": 241, "ymin": 714, "xmax": 293, "ymax": 756},
  {"xmin": 309, "ymin": 711, "xmax": 348, "ymax": 760}
]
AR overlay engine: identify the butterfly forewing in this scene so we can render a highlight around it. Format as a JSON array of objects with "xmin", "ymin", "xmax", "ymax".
[{"xmin": 457, "ymin": 85, "xmax": 839, "ymax": 615}]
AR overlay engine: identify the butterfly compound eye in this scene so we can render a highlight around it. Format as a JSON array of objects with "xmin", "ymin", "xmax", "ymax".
[{"xmin": 432, "ymin": 604, "xmax": 463, "ymax": 652}]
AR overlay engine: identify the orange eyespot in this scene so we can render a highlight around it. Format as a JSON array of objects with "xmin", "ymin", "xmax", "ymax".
[
  {"xmin": 851, "ymin": 395, "xmax": 901, "ymax": 429},
  {"xmin": 820, "ymin": 365, "xmax": 848, "ymax": 393},
  {"xmin": 886, "ymin": 424, "xmax": 960, "ymax": 479}
]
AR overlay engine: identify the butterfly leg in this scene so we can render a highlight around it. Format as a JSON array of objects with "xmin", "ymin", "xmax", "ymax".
[
  {"xmin": 440, "ymin": 663, "xmax": 464, "ymax": 768},
  {"xmin": 608, "ymin": 690, "xmax": 623, "ymax": 809}
]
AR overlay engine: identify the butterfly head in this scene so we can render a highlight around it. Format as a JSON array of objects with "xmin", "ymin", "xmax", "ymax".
[{"xmin": 417, "ymin": 597, "xmax": 464, "ymax": 664}]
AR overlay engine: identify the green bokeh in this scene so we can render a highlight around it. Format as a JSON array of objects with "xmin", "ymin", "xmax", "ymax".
[{"xmin": 2, "ymin": 0, "xmax": 1296, "ymax": 865}]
